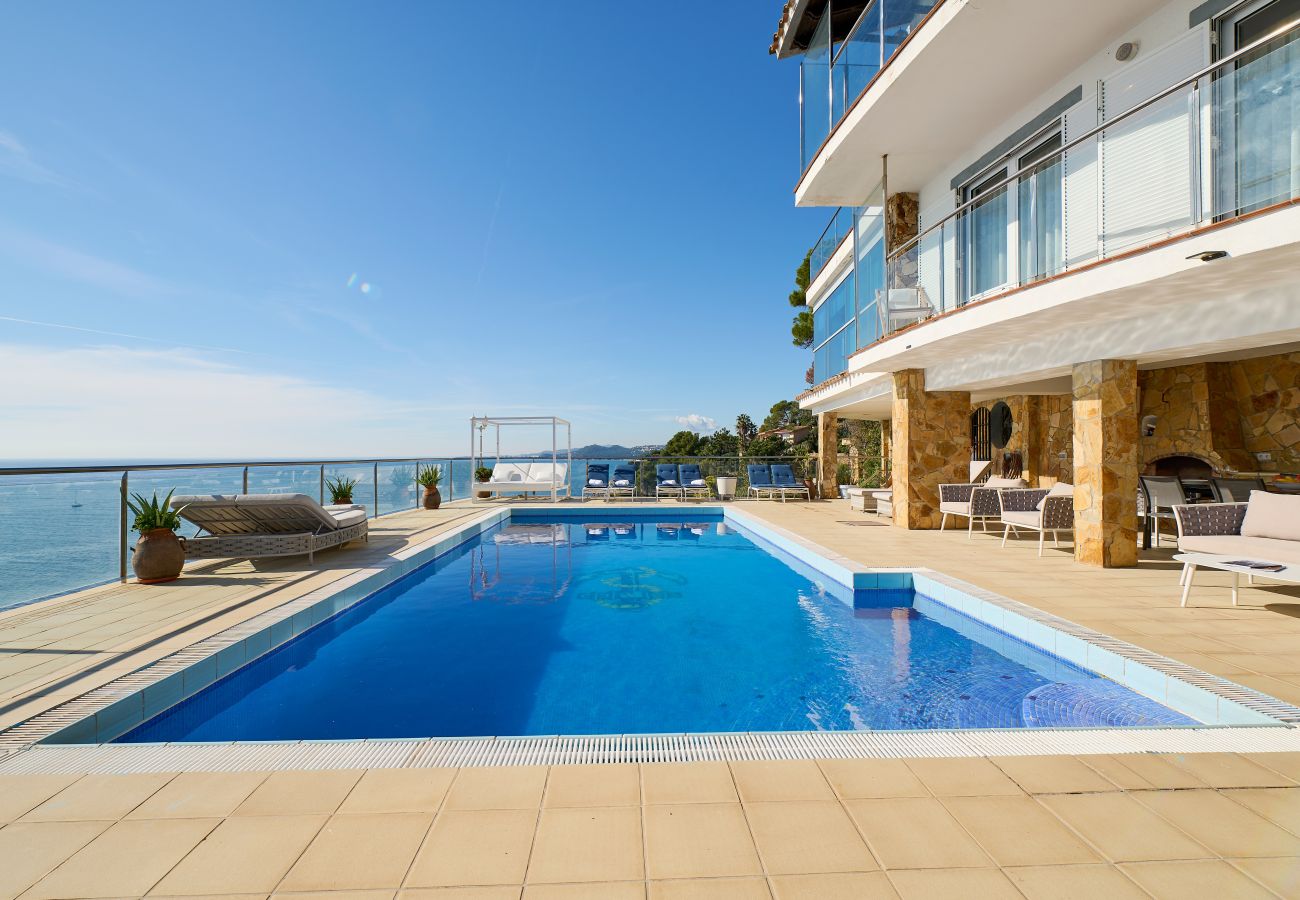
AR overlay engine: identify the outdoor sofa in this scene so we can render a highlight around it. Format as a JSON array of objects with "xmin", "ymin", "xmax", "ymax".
[
  {"xmin": 476, "ymin": 462, "xmax": 569, "ymax": 501},
  {"xmin": 170, "ymin": 493, "xmax": 368, "ymax": 563},
  {"xmin": 1173, "ymin": 491, "xmax": 1300, "ymax": 565}
]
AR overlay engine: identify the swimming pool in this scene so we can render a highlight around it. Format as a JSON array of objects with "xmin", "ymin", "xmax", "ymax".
[{"xmin": 116, "ymin": 511, "xmax": 1195, "ymax": 742}]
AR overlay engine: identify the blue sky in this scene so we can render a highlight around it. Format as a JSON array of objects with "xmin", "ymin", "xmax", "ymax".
[{"xmin": 0, "ymin": 1, "xmax": 815, "ymax": 458}]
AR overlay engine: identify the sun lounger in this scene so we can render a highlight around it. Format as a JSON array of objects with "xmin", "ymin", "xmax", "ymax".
[
  {"xmin": 771, "ymin": 464, "xmax": 810, "ymax": 502},
  {"xmin": 583, "ymin": 463, "xmax": 610, "ymax": 500},
  {"xmin": 609, "ymin": 463, "xmax": 637, "ymax": 500},
  {"xmin": 656, "ymin": 464, "xmax": 684, "ymax": 500},
  {"xmin": 746, "ymin": 464, "xmax": 777, "ymax": 500},
  {"xmin": 170, "ymin": 493, "xmax": 368, "ymax": 563},
  {"xmin": 678, "ymin": 463, "xmax": 712, "ymax": 501}
]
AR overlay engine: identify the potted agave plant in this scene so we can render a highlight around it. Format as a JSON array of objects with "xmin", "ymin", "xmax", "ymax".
[
  {"xmin": 326, "ymin": 475, "xmax": 358, "ymax": 506},
  {"xmin": 418, "ymin": 464, "xmax": 442, "ymax": 510},
  {"xmin": 474, "ymin": 466, "xmax": 493, "ymax": 499},
  {"xmin": 129, "ymin": 489, "xmax": 186, "ymax": 584}
]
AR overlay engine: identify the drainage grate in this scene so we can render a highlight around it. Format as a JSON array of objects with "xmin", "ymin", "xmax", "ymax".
[{"xmin": 4, "ymin": 726, "xmax": 1300, "ymax": 773}]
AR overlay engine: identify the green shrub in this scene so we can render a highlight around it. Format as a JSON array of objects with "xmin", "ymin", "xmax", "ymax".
[
  {"xmin": 128, "ymin": 490, "xmax": 184, "ymax": 532},
  {"xmin": 474, "ymin": 466, "xmax": 493, "ymax": 482},
  {"xmin": 417, "ymin": 464, "xmax": 442, "ymax": 488},
  {"xmin": 325, "ymin": 475, "xmax": 357, "ymax": 504}
]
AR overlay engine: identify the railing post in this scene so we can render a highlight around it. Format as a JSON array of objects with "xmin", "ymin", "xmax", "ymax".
[
  {"xmin": 242, "ymin": 465, "xmax": 249, "ymax": 495},
  {"xmin": 373, "ymin": 462, "xmax": 379, "ymax": 517},
  {"xmin": 448, "ymin": 460, "xmax": 454, "ymax": 501},
  {"xmin": 413, "ymin": 460, "xmax": 420, "ymax": 511},
  {"xmin": 119, "ymin": 471, "xmax": 129, "ymax": 583},
  {"xmin": 319, "ymin": 465, "xmax": 325, "ymax": 505}
]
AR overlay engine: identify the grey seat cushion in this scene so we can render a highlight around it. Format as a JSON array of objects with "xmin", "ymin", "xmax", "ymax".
[{"xmin": 1179, "ymin": 535, "xmax": 1300, "ymax": 566}]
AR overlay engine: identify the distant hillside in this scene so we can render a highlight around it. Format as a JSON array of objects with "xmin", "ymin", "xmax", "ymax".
[{"xmin": 523, "ymin": 444, "xmax": 662, "ymax": 458}]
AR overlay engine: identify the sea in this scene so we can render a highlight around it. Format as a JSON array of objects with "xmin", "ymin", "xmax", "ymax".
[{"xmin": 0, "ymin": 457, "xmax": 622, "ymax": 611}]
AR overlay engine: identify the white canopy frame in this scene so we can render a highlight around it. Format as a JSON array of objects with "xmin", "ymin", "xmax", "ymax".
[{"xmin": 470, "ymin": 415, "xmax": 573, "ymax": 501}]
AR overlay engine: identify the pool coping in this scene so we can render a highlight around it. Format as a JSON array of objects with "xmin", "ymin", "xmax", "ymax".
[{"xmin": 1, "ymin": 503, "xmax": 1298, "ymax": 770}]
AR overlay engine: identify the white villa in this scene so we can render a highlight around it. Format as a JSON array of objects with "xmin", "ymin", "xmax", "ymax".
[{"xmin": 780, "ymin": 0, "xmax": 1300, "ymax": 565}]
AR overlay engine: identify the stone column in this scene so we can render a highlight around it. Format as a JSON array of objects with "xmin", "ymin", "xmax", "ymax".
[
  {"xmin": 880, "ymin": 420, "xmax": 890, "ymax": 483},
  {"xmin": 1072, "ymin": 359, "xmax": 1139, "ymax": 567},
  {"xmin": 891, "ymin": 370, "xmax": 971, "ymax": 529},
  {"xmin": 817, "ymin": 411, "xmax": 839, "ymax": 500}
]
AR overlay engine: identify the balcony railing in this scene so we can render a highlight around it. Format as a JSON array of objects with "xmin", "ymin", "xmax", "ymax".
[
  {"xmin": 0, "ymin": 455, "xmax": 811, "ymax": 611},
  {"xmin": 801, "ymin": 0, "xmax": 940, "ymax": 173},
  {"xmin": 878, "ymin": 20, "xmax": 1300, "ymax": 340},
  {"xmin": 810, "ymin": 206, "xmax": 853, "ymax": 279}
]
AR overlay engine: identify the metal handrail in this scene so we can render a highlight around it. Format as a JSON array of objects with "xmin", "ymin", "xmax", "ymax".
[
  {"xmin": 831, "ymin": 0, "xmax": 880, "ymax": 67},
  {"xmin": 887, "ymin": 17, "xmax": 1300, "ymax": 264}
]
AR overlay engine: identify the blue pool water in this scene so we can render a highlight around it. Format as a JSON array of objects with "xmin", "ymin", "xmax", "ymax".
[{"xmin": 119, "ymin": 512, "xmax": 1194, "ymax": 741}]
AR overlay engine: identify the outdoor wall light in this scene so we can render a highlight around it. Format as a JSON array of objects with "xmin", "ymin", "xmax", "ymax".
[{"xmin": 1186, "ymin": 250, "xmax": 1229, "ymax": 262}]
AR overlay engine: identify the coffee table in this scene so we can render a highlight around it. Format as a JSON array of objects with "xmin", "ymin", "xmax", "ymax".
[{"xmin": 1174, "ymin": 552, "xmax": 1300, "ymax": 607}]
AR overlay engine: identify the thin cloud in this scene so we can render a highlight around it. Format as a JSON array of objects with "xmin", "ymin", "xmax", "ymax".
[
  {"xmin": 0, "ymin": 224, "xmax": 175, "ymax": 298},
  {"xmin": 0, "ymin": 131, "xmax": 70, "ymax": 188},
  {"xmin": 0, "ymin": 314, "xmax": 251, "ymax": 356}
]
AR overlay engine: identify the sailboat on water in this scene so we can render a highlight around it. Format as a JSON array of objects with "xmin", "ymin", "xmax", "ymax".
[{"xmin": 71, "ymin": 491, "xmax": 83, "ymax": 509}]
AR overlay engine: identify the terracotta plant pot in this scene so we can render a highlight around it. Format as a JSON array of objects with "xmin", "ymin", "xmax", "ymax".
[
  {"xmin": 133, "ymin": 528, "xmax": 185, "ymax": 584},
  {"xmin": 423, "ymin": 486, "xmax": 442, "ymax": 510},
  {"xmin": 475, "ymin": 483, "xmax": 491, "ymax": 499}
]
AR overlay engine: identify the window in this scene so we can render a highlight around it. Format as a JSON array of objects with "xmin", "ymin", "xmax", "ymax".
[
  {"xmin": 1215, "ymin": 0, "xmax": 1300, "ymax": 217},
  {"xmin": 959, "ymin": 126, "xmax": 1064, "ymax": 301}
]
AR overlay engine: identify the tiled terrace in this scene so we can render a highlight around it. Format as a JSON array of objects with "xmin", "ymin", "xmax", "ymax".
[{"xmin": 2, "ymin": 499, "xmax": 1300, "ymax": 897}]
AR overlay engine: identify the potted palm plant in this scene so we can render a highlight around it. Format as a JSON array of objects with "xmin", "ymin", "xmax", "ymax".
[
  {"xmin": 418, "ymin": 464, "xmax": 442, "ymax": 509},
  {"xmin": 325, "ymin": 475, "xmax": 357, "ymax": 506},
  {"xmin": 474, "ymin": 466, "xmax": 493, "ymax": 499},
  {"xmin": 128, "ymin": 489, "xmax": 186, "ymax": 584}
]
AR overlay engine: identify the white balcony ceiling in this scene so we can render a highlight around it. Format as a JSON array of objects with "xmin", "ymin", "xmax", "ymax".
[{"xmin": 796, "ymin": 0, "xmax": 1167, "ymax": 207}]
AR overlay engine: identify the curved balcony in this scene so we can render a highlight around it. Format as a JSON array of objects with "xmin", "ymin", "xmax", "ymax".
[{"xmin": 796, "ymin": 0, "xmax": 1165, "ymax": 207}]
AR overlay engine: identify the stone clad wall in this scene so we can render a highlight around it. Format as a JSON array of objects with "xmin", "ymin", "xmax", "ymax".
[
  {"xmin": 1231, "ymin": 351, "xmax": 1300, "ymax": 472},
  {"xmin": 970, "ymin": 394, "xmax": 1073, "ymax": 487},
  {"xmin": 1072, "ymin": 359, "xmax": 1139, "ymax": 568},
  {"xmin": 891, "ymin": 369, "xmax": 970, "ymax": 529}
]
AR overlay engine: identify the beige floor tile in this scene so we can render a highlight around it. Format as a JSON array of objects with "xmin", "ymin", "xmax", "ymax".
[
  {"xmin": 443, "ymin": 767, "xmax": 547, "ymax": 811},
  {"xmin": 272, "ymin": 892, "xmax": 394, "ymax": 900},
  {"xmin": 769, "ymin": 871, "xmax": 899, "ymax": 899},
  {"xmin": 1037, "ymin": 793, "xmax": 1211, "ymax": 862},
  {"xmin": 523, "ymin": 882, "xmax": 644, "ymax": 899},
  {"xmin": 1003, "ymin": 863, "xmax": 1149, "ymax": 899},
  {"xmin": 151, "ymin": 814, "xmax": 327, "ymax": 895},
  {"xmin": 278, "ymin": 812, "xmax": 432, "ymax": 891},
  {"xmin": 1161, "ymin": 753, "xmax": 1296, "ymax": 789},
  {"xmin": 744, "ymin": 800, "xmax": 876, "ymax": 875},
  {"xmin": 233, "ymin": 770, "xmax": 363, "ymax": 816},
  {"xmin": 129, "ymin": 771, "xmax": 268, "ymax": 819},
  {"xmin": 643, "ymin": 803, "xmax": 762, "ymax": 880},
  {"xmin": 1120, "ymin": 859, "xmax": 1276, "ymax": 899},
  {"xmin": 20, "ymin": 772, "xmax": 174, "ymax": 821},
  {"xmin": 817, "ymin": 759, "xmax": 928, "ymax": 800},
  {"xmin": 942, "ymin": 796, "xmax": 1099, "ymax": 866},
  {"xmin": 405, "ymin": 808, "xmax": 537, "ymax": 887},
  {"xmin": 730, "ymin": 760, "xmax": 834, "ymax": 802},
  {"xmin": 650, "ymin": 879, "xmax": 769, "ymax": 900},
  {"xmin": 0, "ymin": 775, "xmax": 81, "ymax": 822},
  {"xmin": 886, "ymin": 867, "xmax": 1020, "ymax": 900},
  {"xmin": 0, "ymin": 820, "xmax": 109, "ymax": 898},
  {"xmin": 1229, "ymin": 856, "xmax": 1300, "ymax": 897},
  {"xmin": 647, "ymin": 878, "xmax": 771, "ymax": 900},
  {"xmin": 844, "ymin": 798, "xmax": 991, "ymax": 869},
  {"xmin": 338, "ymin": 769, "xmax": 456, "ymax": 814},
  {"xmin": 1224, "ymin": 787, "xmax": 1300, "ymax": 835},
  {"xmin": 1135, "ymin": 789, "xmax": 1300, "ymax": 857},
  {"xmin": 990, "ymin": 756, "xmax": 1119, "ymax": 795},
  {"xmin": 526, "ymin": 806, "xmax": 643, "ymax": 883},
  {"xmin": 1078, "ymin": 754, "xmax": 1205, "ymax": 790},
  {"xmin": 1251, "ymin": 751, "xmax": 1300, "ymax": 783},
  {"xmin": 904, "ymin": 758, "xmax": 1023, "ymax": 797},
  {"xmin": 21, "ymin": 817, "xmax": 218, "ymax": 899},
  {"xmin": 399, "ymin": 889, "xmax": 521, "ymax": 900},
  {"xmin": 642, "ymin": 763, "xmax": 738, "ymax": 805},
  {"xmin": 543, "ymin": 765, "xmax": 640, "ymax": 808}
]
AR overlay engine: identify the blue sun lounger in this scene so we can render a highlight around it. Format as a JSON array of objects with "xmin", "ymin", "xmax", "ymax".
[
  {"xmin": 678, "ymin": 463, "xmax": 711, "ymax": 501},
  {"xmin": 609, "ymin": 463, "xmax": 637, "ymax": 500},
  {"xmin": 583, "ymin": 463, "xmax": 610, "ymax": 500},
  {"xmin": 771, "ymin": 464, "xmax": 810, "ymax": 502},
  {"xmin": 746, "ymin": 464, "xmax": 777, "ymax": 500},
  {"xmin": 656, "ymin": 464, "xmax": 684, "ymax": 500}
]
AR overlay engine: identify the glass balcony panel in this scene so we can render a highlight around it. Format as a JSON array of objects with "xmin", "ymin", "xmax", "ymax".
[
  {"xmin": 247, "ymin": 465, "xmax": 320, "ymax": 500},
  {"xmin": 800, "ymin": 12, "xmax": 834, "ymax": 172},
  {"xmin": 961, "ymin": 185, "xmax": 1010, "ymax": 299},
  {"xmin": 1213, "ymin": 32, "xmax": 1300, "ymax": 218},
  {"xmin": 881, "ymin": 0, "xmax": 938, "ymax": 67},
  {"xmin": 1, "ymin": 473, "xmax": 123, "ymax": 609},
  {"xmin": 324, "ymin": 465, "xmax": 374, "ymax": 513},
  {"xmin": 378, "ymin": 463, "xmax": 418, "ymax": 515},
  {"xmin": 810, "ymin": 207, "xmax": 852, "ymax": 279},
  {"xmin": 832, "ymin": 1, "xmax": 883, "ymax": 122}
]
